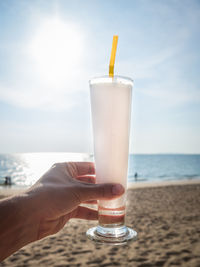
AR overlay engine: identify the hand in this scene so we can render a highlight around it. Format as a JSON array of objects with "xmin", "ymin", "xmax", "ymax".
[{"xmin": 28, "ymin": 162, "xmax": 124, "ymax": 240}]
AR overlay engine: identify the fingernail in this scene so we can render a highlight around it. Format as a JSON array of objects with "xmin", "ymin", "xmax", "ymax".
[{"xmin": 112, "ymin": 184, "xmax": 124, "ymax": 195}]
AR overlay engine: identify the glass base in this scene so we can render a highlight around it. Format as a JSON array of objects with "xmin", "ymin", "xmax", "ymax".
[{"xmin": 86, "ymin": 225, "xmax": 137, "ymax": 245}]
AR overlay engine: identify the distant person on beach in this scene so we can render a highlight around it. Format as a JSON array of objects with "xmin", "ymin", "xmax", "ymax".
[
  {"xmin": 0, "ymin": 162, "xmax": 124, "ymax": 261},
  {"xmin": 4, "ymin": 176, "xmax": 12, "ymax": 185},
  {"xmin": 134, "ymin": 172, "xmax": 138, "ymax": 181}
]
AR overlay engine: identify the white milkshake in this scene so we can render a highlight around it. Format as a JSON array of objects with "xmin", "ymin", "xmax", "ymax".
[{"xmin": 90, "ymin": 75, "xmax": 133, "ymax": 226}]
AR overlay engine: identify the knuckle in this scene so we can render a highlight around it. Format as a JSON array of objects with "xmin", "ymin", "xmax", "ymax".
[{"xmin": 51, "ymin": 162, "xmax": 62, "ymax": 169}]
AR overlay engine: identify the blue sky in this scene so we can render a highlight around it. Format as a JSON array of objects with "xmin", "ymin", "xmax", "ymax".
[{"xmin": 0, "ymin": 0, "xmax": 200, "ymax": 153}]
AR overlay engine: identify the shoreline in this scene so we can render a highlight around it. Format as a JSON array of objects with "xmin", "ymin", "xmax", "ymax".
[
  {"xmin": 0, "ymin": 178, "xmax": 200, "ymax": 197},
  {"xmin": 128, "ymin": 178, "xmax": 200, "ymax": 189}
]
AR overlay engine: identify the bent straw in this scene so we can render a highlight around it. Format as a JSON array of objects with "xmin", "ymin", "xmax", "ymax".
[{"xmin": 109, "ymin": 35, "xmax": 118, "ymax": 77}]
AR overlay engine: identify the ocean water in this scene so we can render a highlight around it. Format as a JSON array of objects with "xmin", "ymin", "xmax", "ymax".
[
  {"xmin": 0, "ymin": 153, "xmax": 200, "ymax": 188},
  {"xmin": 128, "ymin": 154, "xmax": 200, "ymax": 182}
]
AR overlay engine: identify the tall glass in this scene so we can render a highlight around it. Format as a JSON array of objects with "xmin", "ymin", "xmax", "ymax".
[{"xmin": 86, "ymin": 75, "xmax": 137, "ymax": 245}]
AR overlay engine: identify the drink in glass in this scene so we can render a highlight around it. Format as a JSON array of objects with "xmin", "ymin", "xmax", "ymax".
[{"xmin": 86, "ymin": 75, "xmax": 137, "ymax": 244}]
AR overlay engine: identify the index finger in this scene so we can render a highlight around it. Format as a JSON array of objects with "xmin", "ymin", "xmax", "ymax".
[{"xmin": 69, "ymin": 162, "xmax": 95, "ymax": 176}]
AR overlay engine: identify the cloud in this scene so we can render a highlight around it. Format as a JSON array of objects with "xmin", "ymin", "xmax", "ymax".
[
  {"xmin": 141, "ymin": 83, "xmax": 200, "ymax": 107},
  {"xmin": 118, "ymin": 36, "xmax": 200, "ymax": 108},
  {"xmin": 0, "ymin": 16, "xmax": 91, "ymax": 111},
  {"xmin": 0, "ymin": 45, "xmax": 90, "ymax": 111},
  {"xmin": 118, "ymin": 45, "xmax": 180, "ymax": 79},
  {"xmin": 0, "ymin": 78, "xmax": 88, "ymax": 111}
]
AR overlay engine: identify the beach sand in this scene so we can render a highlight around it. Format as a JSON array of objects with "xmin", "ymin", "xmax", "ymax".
[{"xmin": 1, "ymin": 181, "xmax": 200, "ymax": 267}]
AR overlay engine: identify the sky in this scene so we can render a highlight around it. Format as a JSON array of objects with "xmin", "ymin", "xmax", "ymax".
[{"xmin": 0, "ymin": 0, "xmax": 200, "ymax": 154}]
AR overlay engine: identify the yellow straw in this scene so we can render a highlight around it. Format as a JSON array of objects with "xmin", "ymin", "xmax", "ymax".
[{"xmin": 109, "ymin": 35, "xmax": 118, "ymax": 77}]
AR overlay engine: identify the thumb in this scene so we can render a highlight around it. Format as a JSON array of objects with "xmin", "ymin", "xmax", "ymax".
[{"xmin": 77, "ymin": 183, "xmax": 125, "ymax": 203}]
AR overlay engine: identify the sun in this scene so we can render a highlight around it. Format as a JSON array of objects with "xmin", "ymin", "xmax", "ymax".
[{"xmin": 29, "ymin": 17, "xmax": 84, "ymax": 85}]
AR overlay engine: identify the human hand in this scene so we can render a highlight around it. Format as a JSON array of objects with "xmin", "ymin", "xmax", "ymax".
[{"xmin": 28, "ymin": 162, "xmax": 124, "ymax": 240}]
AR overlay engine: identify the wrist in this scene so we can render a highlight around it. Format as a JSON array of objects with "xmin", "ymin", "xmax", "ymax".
[
  {"xmin": 0, "ymin": 192, "xmax": 40, "ymax": 261},
  {"xmin": 17, "ymin": 192, "xmax": 40, "ymax": 241}
]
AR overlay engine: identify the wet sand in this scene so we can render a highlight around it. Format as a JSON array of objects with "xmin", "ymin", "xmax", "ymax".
[{"xmin": 1, "ymin": 181, "xmax": 200, "ymax": 267}]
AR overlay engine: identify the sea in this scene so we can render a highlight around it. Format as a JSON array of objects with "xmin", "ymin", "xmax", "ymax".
[{"xmin": 0, "ymin": 153, "xmax": 200, "ymax": 189}]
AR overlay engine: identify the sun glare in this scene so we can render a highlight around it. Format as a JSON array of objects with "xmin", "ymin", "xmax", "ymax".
[{"xmin": 29, "ymin": 18, "xmax": 84, "ymax": 85}]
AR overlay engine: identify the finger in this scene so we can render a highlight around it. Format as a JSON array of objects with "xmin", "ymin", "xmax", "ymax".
[
  {"xmin": 76, "ymin": 175, "xmax": 96, "ymax": 184},
  {"xmin": 72, "ymin": 206, "xmax": 98, "ymax": 220},
  {"xmin": 67, "ymin": 162, "xmax": 95, "ymax": 177},
  {"xmin": 77, "ymin": 183, "xmax": 125, "ymax": 202},
  {"xmin": 75, "ymin": 162, "xmax": 95, "ymax": 176}
]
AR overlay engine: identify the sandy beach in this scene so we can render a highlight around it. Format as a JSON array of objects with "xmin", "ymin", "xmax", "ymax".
[{"xmin": 1, "ymin": 180, "xmax": 200, "ymax": 267}]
